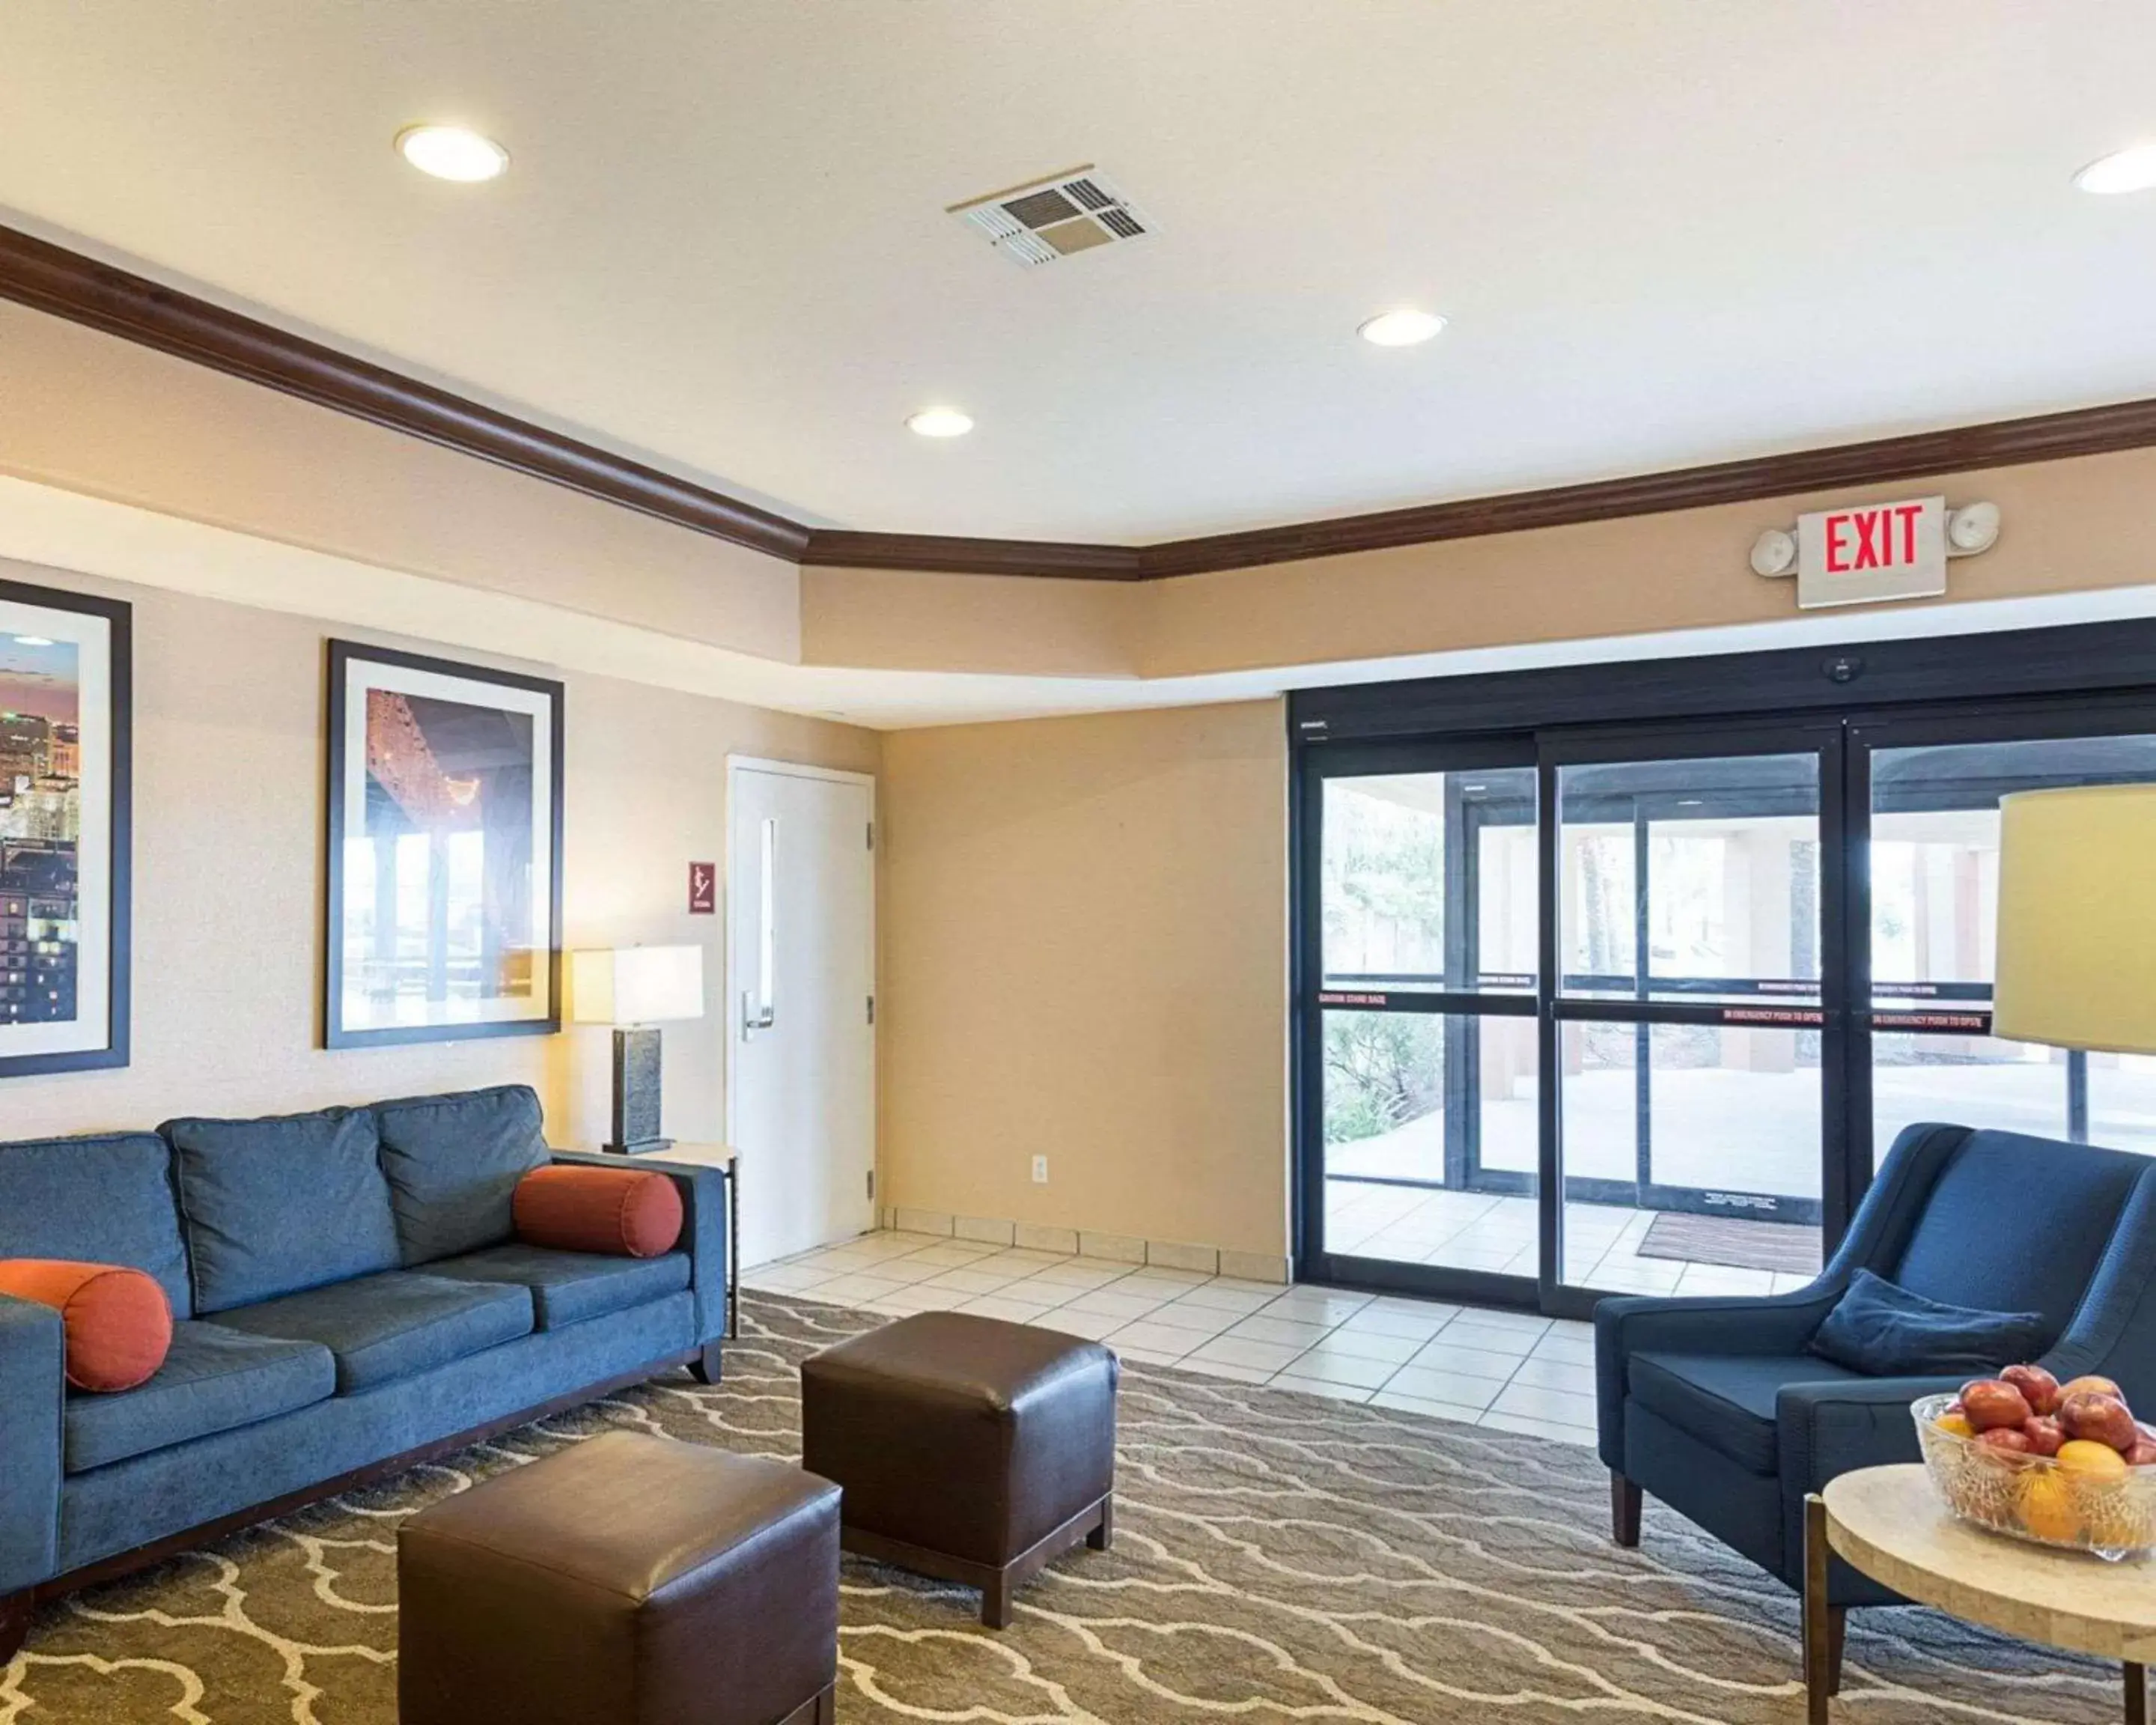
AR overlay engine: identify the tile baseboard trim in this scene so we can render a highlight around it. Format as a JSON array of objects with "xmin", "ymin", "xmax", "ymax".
[{"xmin": 877, "ymin": 1207, "xmax": 1288, "ymax": 1284}]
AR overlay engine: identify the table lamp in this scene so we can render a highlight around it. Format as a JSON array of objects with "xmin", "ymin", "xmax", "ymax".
[
  {"xmin": 570, "ymin": 945, "xmax": 706, "ymax": 1154},
  {"xmin": 1994, "ymin": 785, "xmax": 2156, "ymax": 1057}
]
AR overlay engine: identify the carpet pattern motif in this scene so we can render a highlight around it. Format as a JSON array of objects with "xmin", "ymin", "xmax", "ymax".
[{"xmin": 3, "ymin": 1294, "xmax": 2116, "ymax": 1724}]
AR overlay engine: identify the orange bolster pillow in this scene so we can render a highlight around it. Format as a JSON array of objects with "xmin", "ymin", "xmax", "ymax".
[
  {"xmin": 513, "ymin": 1165, "xmax": 683, "ymax": 1259},
  {"xmin": 0, "ymin": 1259, "xmax": 174, "ymax": 1392}
]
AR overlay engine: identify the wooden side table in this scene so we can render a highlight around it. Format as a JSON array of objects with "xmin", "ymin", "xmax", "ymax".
[
  {"xmin": 1807, "ymin": 1464, "xmax": 2155, "ymax": 1725},
  {"xmin": 626, "ymin": 1142, "xmax": 740, "ymax": 1341}
]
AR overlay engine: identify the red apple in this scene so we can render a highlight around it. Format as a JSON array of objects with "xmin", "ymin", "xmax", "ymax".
[
  {"xmin": 2059, "ymin": 1375, "xmax": 2126, "ymax": 1406},
  {"xmin": 2129, "ymin": 1440, "xmax": 2156, "ymax": 1468},
  {"xmin": 2022, "ymin": 1415, "xmax": 2066, "ymax": 1458},
  {"xmin": 1961, "ymin": 1379, "xmax": 2034, "ymax": 1433},
  {"xmin": 2002, "ymin": 1364, "xmax": 2062, "ymax": 1417},
  {"xmin": 1979, "ymin": 1426, "xmax": 2033, "ymax": 1455},
  {"xmin": 2061, "ymin": 1392, "xmax": 2140, "ymax": 1455}
]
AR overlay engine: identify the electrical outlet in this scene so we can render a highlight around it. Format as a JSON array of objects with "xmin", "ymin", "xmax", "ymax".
[{"xmin": 1032, "ymin": 1155, "xmax": 1049, "ymax": 1184}]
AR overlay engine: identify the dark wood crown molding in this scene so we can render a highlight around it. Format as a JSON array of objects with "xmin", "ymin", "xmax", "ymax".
[
  {"xmin": 801, "ymin": 530, "xmax": 1142, "ymax": 581},
  {"xmin": 0, "ymin": 225, "xmax": 808, "ymax": 562},
  {"xmin": 7, "ymin": 222, "xmax": 2156, "ymax": 583},
  {"xmin": 1135, "ymin": 397, "xmax": 2156, "ymax": 578}
]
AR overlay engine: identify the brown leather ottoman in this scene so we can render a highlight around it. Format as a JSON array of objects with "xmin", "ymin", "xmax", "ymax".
[
  {"xmin": 800, "ymin": 1311, "xmax": 1118, "ymax": 1628},
  {"xmin": 398, "ymin": 1430, "xmax": 841, "ymax": 1725}
]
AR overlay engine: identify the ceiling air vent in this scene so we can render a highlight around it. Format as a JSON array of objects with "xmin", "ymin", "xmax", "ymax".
[{"xmin": 948, "ymin": 166, "xmax": 1151, "ymax": 267}]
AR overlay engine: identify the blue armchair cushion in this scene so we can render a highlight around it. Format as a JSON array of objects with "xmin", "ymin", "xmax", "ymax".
[
  {"xmin": 426, "ymin": 1242, "xmax": 691, "ymax": 1330},
  {"xmin": 162, "ymin": 1107, "xmax": 401, "ymax": 1314},
  {"xmin": 205, "ymin": 1271, "xmax": 532, "ymax": 1393},
  {"xmin": 0, "ymin": 1133, "xmax": 192, "ymax": 1318},
  {"xmin": 1809, "ymin": 1268, "xmax": 2046, "ymax": 1377},
  {"xmin": 374, "ymin": 1086, "xmax": 551, "ymax": 1265},
  {"xmin": 1890, "ymin": 1130, "xmax": 2146, "ymax": 1338},
  {"xmin": 64, "ymin": 1321, "xmax": 335, "ymax": 1473},
  {"xmin": 1630, "ymin": 1351, "xmax": 1870, "ymax": 1476}
]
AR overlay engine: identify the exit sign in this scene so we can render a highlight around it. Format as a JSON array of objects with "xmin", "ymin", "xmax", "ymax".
[{"xmin": 1795, "ymin": 495, "xmax": 1946, "ymax": 609}]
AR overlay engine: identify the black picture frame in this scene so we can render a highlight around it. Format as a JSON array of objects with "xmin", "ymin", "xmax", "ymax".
[
  {"xmin": 0, "ymin": 576, "xmax": 130, "ymax": 1079},
  {"xmin": 323, "ymin": 639, "xmax": 564, "ymax": 1049}
]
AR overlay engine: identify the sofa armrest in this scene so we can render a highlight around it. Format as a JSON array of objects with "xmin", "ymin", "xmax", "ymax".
[
  {"xmin": 1595, "ymin": 1286, "xmax": 1844, "ymax": 1468},
  {"xmin": 0, "ymin": 1292, "xmax": 65, "ymax": 1595},
  {"xmin": 1775, "ymin": 1373, "xmax": 1961, "ymax": 1497},
  {"xmin": 549, "ymin": 1151, "xmax": 728, "ymax": 1345}
]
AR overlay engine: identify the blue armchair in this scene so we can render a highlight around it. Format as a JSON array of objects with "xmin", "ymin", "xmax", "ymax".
[{"xmin": 1597, "ymin": 1123, "xmax": 2156, "ymax": 1677}]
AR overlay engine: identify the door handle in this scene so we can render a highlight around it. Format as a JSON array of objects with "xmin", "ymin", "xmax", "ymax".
[{"xmin": 743, "ymin": 816, "xmax": 778, "ymax": 1039}]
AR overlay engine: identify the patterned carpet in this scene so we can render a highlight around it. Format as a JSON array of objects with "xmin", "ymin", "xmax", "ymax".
[{"xmin": 2, "ymin": 1294, "xmax": 2117, "ymax": 1724}]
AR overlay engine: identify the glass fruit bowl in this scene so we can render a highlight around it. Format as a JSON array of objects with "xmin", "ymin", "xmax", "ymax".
[{"xmin": 1912, "ymin": 1393, "xmax": 2156, "ymax": 1562}]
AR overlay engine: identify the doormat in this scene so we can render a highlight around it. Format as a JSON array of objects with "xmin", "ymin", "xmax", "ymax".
[{"xmin": 1636, "ymin": 1211, "xmax": 1821, "ymax": 1276}]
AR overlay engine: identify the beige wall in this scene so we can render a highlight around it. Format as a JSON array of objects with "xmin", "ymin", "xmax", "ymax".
[
  {"xmin": 0, "ymin": 559, "xmax": 876, "ymax": 1147},
  {"xmin": 800, "ymin": 563, "xmax": 1138, "ymax": 678},
  {"xmin": 0, "ymin": 301, "xmax": 803, "ymax": 663},
  {"xmin": 800, "ymin": 445, "xmax": 2156, "ymax": 683},
  {"xmin": 879, "ymin": 700, "xmax": 1288, "ymax": 1256}
]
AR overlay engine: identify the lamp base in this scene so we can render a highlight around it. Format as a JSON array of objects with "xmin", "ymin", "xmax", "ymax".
[{"xmin": 606, "ymin": 1026, "xmax": 668, "ymax": 1158}]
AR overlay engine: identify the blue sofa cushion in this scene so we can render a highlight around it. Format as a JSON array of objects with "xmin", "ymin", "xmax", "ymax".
[
  {"xmin": 1629, "ymin": 1351, "xmax": 1869, "ymax": 1476},
  {"xmin": 1892, "ymin": 1131, "xmax": 2144, "ymax": 1339},
  {"xmin": 162, "ymin": 1107, "xmax": 402, "ymax": 1315},
  {"xmin": 207, "ymin": 1271, "xmax": 533, "ymax": 1393},
  {"xmin": 1810, "ymin": 1268, "xmax": 2047, "ymax": 1376},
  {"xmin": 0, "ymin": 1133, "xmax": 192, "ymax": 1318},
  {"xmin": 429, "ymin": 1243, "xmax": 692, "ymax": 1330},
  {"xmin": 373, "ymin": 1086, "xmax": 551, "ymax": 1265},
  {"xmin": 64, "ymin": 1321, "xmax": 335, "ymax": 1473}
]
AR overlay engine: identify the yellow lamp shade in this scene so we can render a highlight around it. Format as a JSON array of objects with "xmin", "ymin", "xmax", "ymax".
[
  {"xmin": 1993, "ymin": 785, "xmax": 2156, "ymax": 1054},
  {"xmin": 569, "ymin": 946, "xmax": 705, "ymax": 1026}
]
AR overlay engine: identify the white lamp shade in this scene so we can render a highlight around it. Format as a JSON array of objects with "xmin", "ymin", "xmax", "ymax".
[
  {"xmin": 570, "ymin": 946, "xmax": 705, "ymax": 1026},
  {"xmin": 1993, "ymin": 784, "xmax": 2156, "ymax": 1054}
]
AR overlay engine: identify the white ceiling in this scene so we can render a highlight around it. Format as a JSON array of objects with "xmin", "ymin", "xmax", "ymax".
[{"xmin": 2, "ymin": 1, "xmax": 2155, "ymax": 544}]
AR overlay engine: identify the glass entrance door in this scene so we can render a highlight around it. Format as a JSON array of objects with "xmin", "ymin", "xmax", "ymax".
[
  {"xmin": 1853, "ymin": 706, "xmax": 2156, "ymax": 1169},
  {"xmin": 1296, "ymin": 684, "xmax": 2156, "ymax": 1314},
  {"xmin": 1544, "ymin": 728, "xmax": 1842, "ymax": 1306},
  {"xmin": 1308, "ymin": 742, "xmax": 1542, "ymax": 1303}
]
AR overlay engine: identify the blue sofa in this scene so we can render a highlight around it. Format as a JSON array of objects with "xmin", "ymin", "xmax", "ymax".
[
  {"xmin": 1597, "ymin": 1122, "xmax": 2156, "ymax": 1679},
  {"xmin": 0, "ymin": 1083, "xmax": 728, "ymax": 1656}
]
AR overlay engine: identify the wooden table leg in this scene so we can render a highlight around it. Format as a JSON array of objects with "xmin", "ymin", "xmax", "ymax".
[
  {"xmin": 2127, "ymin": 1661, "xmax": 2146, "ymax": 1725},
  {"xmin": 1803, "ymin": 1494, "xmax": 1833, "ymax": 1725}
]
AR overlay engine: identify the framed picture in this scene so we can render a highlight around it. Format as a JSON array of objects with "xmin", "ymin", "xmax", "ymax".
[
  {"xmin": 325, "ymin": 641, "xmax": 564, "ymax": 1048},
  {"xmin": 0, "ymin": 576, "xmax": 130, "ymax": 1077}
]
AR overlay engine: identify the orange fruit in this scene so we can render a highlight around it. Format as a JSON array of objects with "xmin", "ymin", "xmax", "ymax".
[
  {"xmin": 2057, "ymin": 1440, "xmax": 2131, "ymax": 1481},
  {"xmin": 1935, "ymin": 1413, "xmax": 1975, "ymax": 1440},
  {"xmin": 2019, "ymin": 1470, "xmax": 2081, "ymax": 1543}
]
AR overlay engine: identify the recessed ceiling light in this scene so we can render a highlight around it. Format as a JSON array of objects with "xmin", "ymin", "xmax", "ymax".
[
  {"xmin": 395, "ymin": 124, "xmax": 510, "ymax": 183},
  {"xmin": 906, "ymin": 407, "xmax": 975, "ymax": 439},
  {"xmin": 1358, "ymin": 308, "xmax": 1447, "ymax": 347},
  {"xmin": 2074, "ymin": 143, "xmax": 2156, "ymax": 195}
]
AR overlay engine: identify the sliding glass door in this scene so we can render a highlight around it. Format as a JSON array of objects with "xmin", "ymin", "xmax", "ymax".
[
  {"xmin": 1294, "ymin": 656, "xmax": 2156, "ymax": 1318},
  {"xmin": 1853, "ymin": 705, "xmax": 2156, "ymax": 1168},
  {"xmin": 1544, "ymin": 726, "xmax": 1842, "ymax": 1303},
  {"xmin": 1311, "ymin": 742, "xmax": 1541, "ymax": 1302}
]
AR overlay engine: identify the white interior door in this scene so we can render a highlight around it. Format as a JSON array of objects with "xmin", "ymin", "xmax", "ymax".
[{"xmin": 727, "ymin": 758, "xmax": 876, "ymax": 1268}]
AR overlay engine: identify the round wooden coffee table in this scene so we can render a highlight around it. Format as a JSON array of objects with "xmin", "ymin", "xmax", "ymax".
[{"xmin": 1806, "ymin": 1464, "xmax": 2156, "ymax": 1724}]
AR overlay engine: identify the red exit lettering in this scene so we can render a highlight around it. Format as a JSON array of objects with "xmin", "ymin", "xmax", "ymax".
[{"xmin": 1824, "ymin": 502, "xmax": 1925, "ymax": 574}]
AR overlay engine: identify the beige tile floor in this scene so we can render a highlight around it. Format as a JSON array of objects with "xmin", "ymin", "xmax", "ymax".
[
  {"xmin": 743, "ymin": 1229, "xmax": 1602, "ymax": 1446},
  {"xmin": 1325, "ymin": 1180, "xmax": 1821, "ymax": 1297}
]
